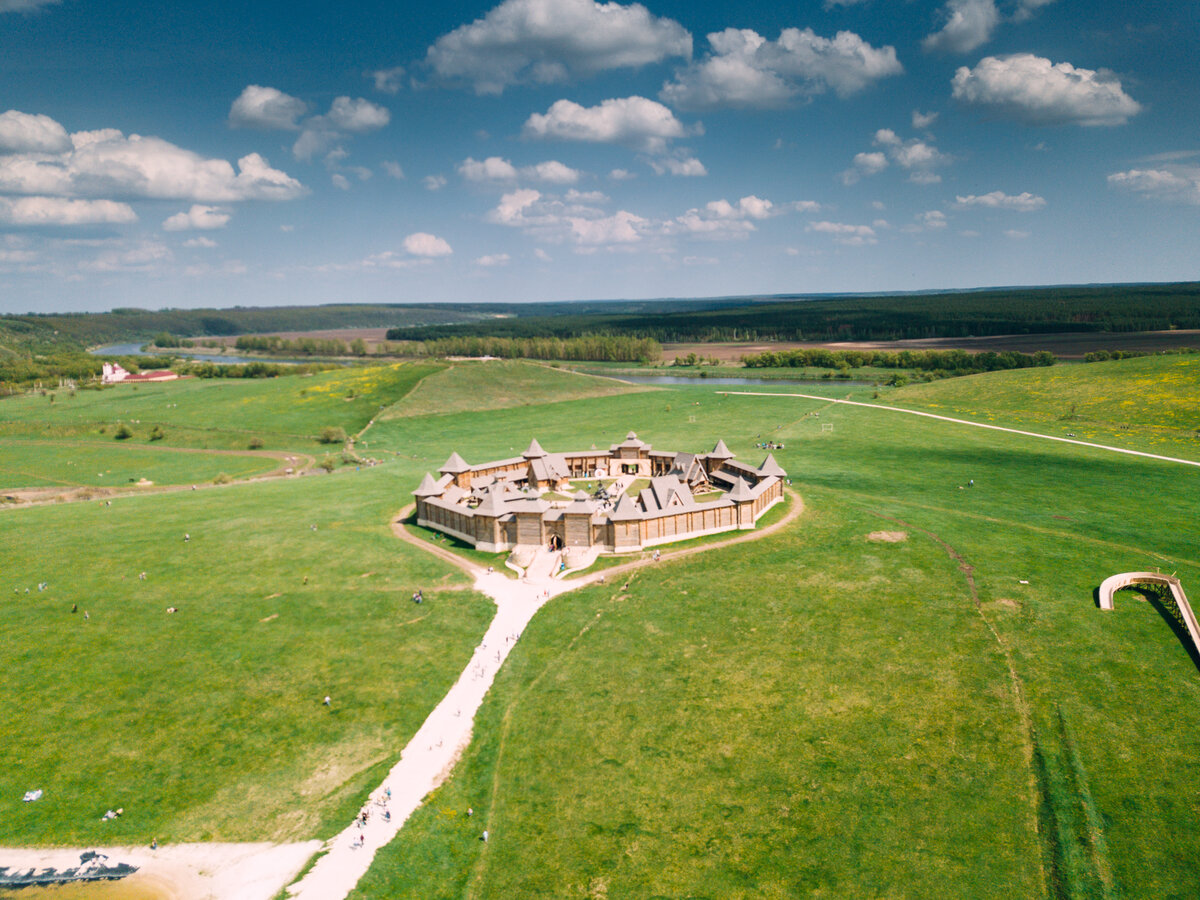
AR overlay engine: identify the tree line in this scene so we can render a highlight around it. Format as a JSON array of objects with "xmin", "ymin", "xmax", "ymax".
[
  {"xmin": 383, "ymin": 333, "xmax": 662, "ymax": 363},
  {"xmin": 742, "ymin": 347, "xmax": 1056, "ymax": 374},
  {"xmin": 388, "ymin": 283, "xmax": 1200, "ymax": 344}
]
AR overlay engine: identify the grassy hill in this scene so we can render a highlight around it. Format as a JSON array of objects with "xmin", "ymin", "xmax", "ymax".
[
  {"xmin": 1, "ymin": 362, "xmax": 442, "ymax": 451},
  {"xmin": 378, "ymin": 360, "xmax": 650, "ymax": 420},
  {"xmin": 2, "ymin": 360, "xmax": 1199, "ymax": 896},
  {"xmin": 356, "ymin": 381, "xmax": 1200, "ymax": 898},
  {"xmin": 884, "ymin": 354, "xmax": 1200, "ymax": 453}
]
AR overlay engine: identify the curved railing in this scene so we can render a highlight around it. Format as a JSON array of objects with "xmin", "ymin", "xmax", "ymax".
[{"xmin": 1099, "ymin": 572, "xmax": 1199, "ymax": 659}]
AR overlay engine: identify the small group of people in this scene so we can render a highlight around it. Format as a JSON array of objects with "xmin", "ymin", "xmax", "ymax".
[
  {"xmin": 100, "ymin": 807, "xmax": 124, "ymax": 822},
  {"xmin": 755, "ymin": 440, "xmax": 785, "ymax": 450},
  {"xmin": 411, "ymin": 589, "xmax": 423, "ymax": 604}
]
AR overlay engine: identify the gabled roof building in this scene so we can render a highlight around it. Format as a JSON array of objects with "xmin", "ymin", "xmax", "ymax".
[{"xmin": 413, "ymin": 433, "xmax": 785, "ymax": 554}]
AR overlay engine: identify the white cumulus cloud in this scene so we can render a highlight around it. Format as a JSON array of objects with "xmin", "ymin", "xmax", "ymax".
[
  {"xmin": 474, "ymin": 253, "xmax": 511, "ymax": 266},
  {"xmin": 524, "ymin": 96, "xmax": 692, "ymax": 153},
  {"xmin": 0, "ymin": 110, "xmax": 71, "ymax": 154},
  {"xmin": 327, "ymin": 97, "xmax": 390, "ymax": 132},
  {"xmin": 183, "ymin": 236, "xmax": 217, "ymax": 248},
  {"xmin": 459, "ymin": 156, "xmax": 583, "ymax": 184},
  {"xmin": 570, "ymin": 210, "xmax": 647, "ymax": 245},
  {"xmin": 1108, "ymin": 167, "xmax": 1200, "ymax": 205},
  {"xmin": 459, "ymin": 156, "xmax": 519, "ymax": 182},
  {"xmin": 0, "ymin": 196, "xmax": 136, "ymax": 226},
  {"xmin": 292, "ymin": 97, "xmax": 390, "ymax": 161},
  {"xmin": 403, "ymin": 232, "xmax": 453, "ymax": 256},
  {"xmin": 0, "ymin": 117, "xmax": 305, "ymax": 203},
  {"xmin": 647, "ymin": 155, "xmax": 707, "ymax": 176},
  {"xmin": 1013, "ymin": 0, "xmax": 1056, "ymax": 22},
  {"xmin": 229, "ymin": 86, "xmax": 307, "ymax": 130},
  {"xmin": 425, "ymin": 0, "xmax": 692, "ymax": 95},
  {"xmin": 660, "ymin": 27, "xmax": 902, "ymax": 111},
  {"xmin": 912, "ymin": 110, "xmax": 939, "ymax": 129},
  {"xmin": 370, "ymin": 66, "xmax": 406, "ymax": 94},
  {"xmin": 952, "ymin": 54, "xmax": 1141, "ymax": 126},
  {"xmin": 1, "ymin": 0, "xmax": 61, "ymax": 12},
  {"xmin": 845, "ymin": 129, "xmax": 949, "ymax": 184},
  {"xmin": 524, "ymin": 159, "xmax": 581, "ymax": 184},
  {"xmin": 162, "ymin": 204, "xmax": 231, "ymax": 231},
  {"xmin": 806, "ymin": 220, "xmax": 877, "ymax": 245},
  {"xmin": 923, "ymin": 0, "xmax": 999, "ymax": 54},
  {"xmin": 423, "ymin": 174, "xmax": 447, "ymax": 191},
  {"xmin": 954, "ymin": 190, "xmax": 1046, "ymax": 210}
]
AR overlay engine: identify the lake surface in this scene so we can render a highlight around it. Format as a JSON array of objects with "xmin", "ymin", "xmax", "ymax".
[
  {"xmin": 87, "ymin": 350, "xmax": 870, "ymax": 385},
  {"xmin": 608, "ymin": 374, "xmax": 873, "ymax": 387},
  {"xmin": 89, "ymin": 344, "xmax": 306, "ymax": 365}
]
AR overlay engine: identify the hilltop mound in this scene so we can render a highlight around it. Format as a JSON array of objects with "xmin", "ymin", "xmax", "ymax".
[
  {"xmin": 378, "ymin": 360, "xmax": 651, "ymax": 419},
  {"xmin": 887, "ymin": 354, "xmax": 1200, "ymax": 434}
]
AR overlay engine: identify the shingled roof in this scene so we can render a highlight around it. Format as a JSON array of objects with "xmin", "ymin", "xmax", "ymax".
[
  {"xmin": 709, "ymin": 439, "xmax": 733, "ymax": 459},
  {"xmin": 439, "ymin": 451, "xmax": 470, "ymax": 474},
  {"xmin": 610, "ymin": 493, "xmax": 642, "ymax": 521},
  {"xmin": 523, "ymin": 438, "xmax": 547, "ymax": 459},
  {"xmin": 727, "ymin": 477, "xmax": 754, "ymax": 501},
  {"xmin": 412, "ymin": 472, "xmax": 442, "ymax": 497},
  {"xmin": 758, "ymin": 453, "xmax": 786, "ymax": 477}
]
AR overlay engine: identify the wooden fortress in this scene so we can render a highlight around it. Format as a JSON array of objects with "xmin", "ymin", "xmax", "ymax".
[{"xmin": 413, "ymin": 432, "xmax": 785, "ymax": 553}]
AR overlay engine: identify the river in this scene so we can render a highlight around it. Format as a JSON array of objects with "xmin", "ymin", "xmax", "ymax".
[{"xmin": 89, "ymin": 344, "xmax": 315, "ymax": 365}]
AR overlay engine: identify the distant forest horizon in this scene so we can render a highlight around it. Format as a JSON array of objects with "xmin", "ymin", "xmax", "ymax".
[{"xmin": 3, "ymin": 281, "xmax": 1198, "ymax": 356}]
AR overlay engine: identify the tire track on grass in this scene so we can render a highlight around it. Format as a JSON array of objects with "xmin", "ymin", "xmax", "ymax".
[{"xmin": 876, "ymin": 512, "xmax": 1050, "ymax": 900}]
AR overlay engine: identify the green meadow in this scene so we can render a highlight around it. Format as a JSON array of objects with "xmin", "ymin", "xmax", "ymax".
[
  {"xmin": 379, "ymin": 359, "xmax": 648, "ymax": 419},
  {"xmin": 2, "ymin": 356, "xmax": 1199, "ymax": 898},
  {"xmin": 355, "ymin": 362, "xmax": 1200, "ymax": 898},
  {"xmin": 885, "ymin": 353, "xmax": 1200, "ymax": 459},
  {"xmin": 0, "ymin": 439, "xmax": 277, "ymax": 491},
  {"xmin": 0, "ymin": 362, "xmax": 442, "ymax": 450}
]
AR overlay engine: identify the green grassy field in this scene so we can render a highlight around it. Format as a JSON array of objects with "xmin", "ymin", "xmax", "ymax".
[
  {"xmin": 885, "ymin": 354, "xmax": 1200, "ymax": 458},
  {"xmin": 3, "ymin": 357, "xmax": 1200, "ymax": 897},
  {"xmin": 378, "ymin": 360, "xmax": 649, "ymax": 420},
  {"xmin": 353, "ymin": 372, "xmax": 1200, "ymax": 898},
  {"xmin": 1, "ymin": 362, "xmax": 443, "ymax": 450},
  {"xmin": 0, "ymin": 438, "xmax": 278, "ymax": 491},
  {"xmin": 0, "ymin": 468, "xmax": 492, "ymax": 846}
]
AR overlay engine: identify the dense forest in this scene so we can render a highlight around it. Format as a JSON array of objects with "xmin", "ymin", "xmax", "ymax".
[
  {"xmin": 388, "ymin": 283, "xmax": 1200, "ymax": 344},
  {"xmin": 4, "ymin": 283, "xmax": 1199, "ymax": 391},
  {"xmin": 742, "ymin": 347, "xmax": 1055, "ymax": 375}
]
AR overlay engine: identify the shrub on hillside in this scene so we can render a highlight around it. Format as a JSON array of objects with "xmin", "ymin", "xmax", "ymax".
[
  {"xmin": 248, "ymin": 436, "xmax": 264, "ymax": 449},
  {"xmin": 149, "ymin": 425, "xmax": 165, "ymax": 441},
  {"xmin": 319, "ymin": 426, "xmax": 347, "ymax": 444},
  {"xmin": 114, "ymin": 424, "xmax": 133, "ymax": 440}
]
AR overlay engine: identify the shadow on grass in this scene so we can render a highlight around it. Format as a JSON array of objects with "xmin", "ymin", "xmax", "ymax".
[{"xmin": 1103, "ymin": 585, "xmax": 1200, "ymax": 675}]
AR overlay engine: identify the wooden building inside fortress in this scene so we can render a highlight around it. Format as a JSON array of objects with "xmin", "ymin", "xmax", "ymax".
[{"xmin": 413, "ymin": 432, "xmax": 786, "ymax": 553}]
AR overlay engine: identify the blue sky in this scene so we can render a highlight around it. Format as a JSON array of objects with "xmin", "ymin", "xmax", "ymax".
[{"xmin": 0, "ymin": 0, "xmax": 1197, "ymax": 313}]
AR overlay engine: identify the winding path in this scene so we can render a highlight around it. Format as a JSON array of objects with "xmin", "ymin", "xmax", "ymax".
[
  {"xmin": 285, "ymin": 491, "xmax": 802, "ymax": 900},
  {"xmin": 718, "ymin": 391, "xmax": 1200, "ymax": 469}
]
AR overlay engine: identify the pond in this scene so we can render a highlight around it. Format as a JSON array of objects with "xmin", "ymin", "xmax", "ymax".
[
  {"xmin": 606, "ymin": 374, "xmax": 874, "ymax": 387},
  {"xmin": 89, "ymin": 344, "xmax": 311, "ymax": 365}
]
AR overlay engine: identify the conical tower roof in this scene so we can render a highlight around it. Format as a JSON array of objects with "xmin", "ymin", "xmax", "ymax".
[
  {"xmin": 439, "ymin": 451, "xmax": 470, "ymax": 474},
  {"xmin": 523, "ymin": 438, "xmax": 547, "ymax": 458},
  {"xmin": 727, "ymin": 477, "xmax": 754, "ymax": 501},
  {"xmin": 474, "ymin": 488, "xmax": 504, "ymax": 517},
  {"xmin": 758, "ymin": 453, "xmax": 786, "ymax": 477},
  {"xmin": 610, "ymin": 493, "xmax": 642, "ymax": 520},
  {"xmin": 709, "ymin": 439, "xmax": 733, "ymax": 458},
  {"xmin": 412, "ymin": 472, "xmax": 442, "ymax": 497}
]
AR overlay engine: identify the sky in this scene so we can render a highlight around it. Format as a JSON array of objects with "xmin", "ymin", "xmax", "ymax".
[{"xmin": 0, "ymin": 0, "xmax": 1197, "ymax": 314}]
